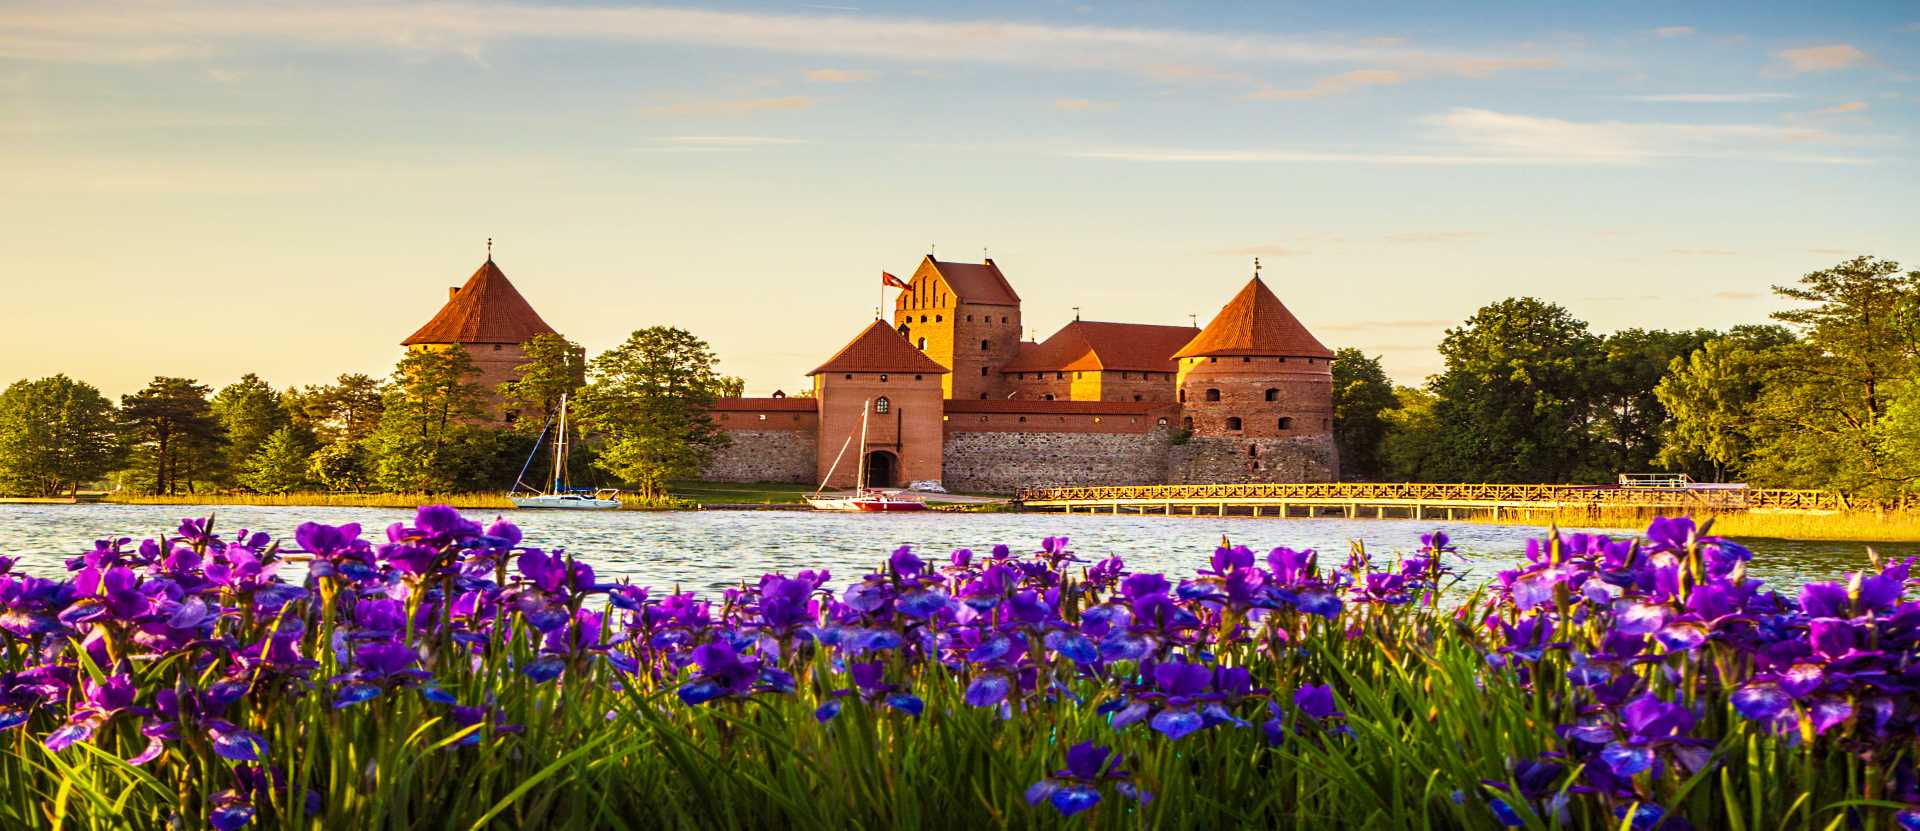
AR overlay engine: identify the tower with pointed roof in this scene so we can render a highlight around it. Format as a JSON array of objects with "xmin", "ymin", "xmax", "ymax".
[
  {"xmin": 891, "ymin": 256, "xmax": 1023, "ymax": 401},
  {"xmin": 807, "ymin": 320, "xmax": 950, "ymax": 488},
  {"xmin": 402, "ymin": 254, "xmax": 560, "ymax": 422},
  {"xmin": 1170, "ymin": 274, "xmax": 1338, "ymax": 481}
]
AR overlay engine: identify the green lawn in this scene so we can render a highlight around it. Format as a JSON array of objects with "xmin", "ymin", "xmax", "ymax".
[{"xmin": 666, "ymin": 480, "xmax": 816, "ymax": 505}]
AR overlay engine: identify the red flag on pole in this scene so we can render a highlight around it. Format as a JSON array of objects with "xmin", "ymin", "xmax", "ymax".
[{"xmin": 881, "ymin": 271, "xmax": 910, "ymax": 289}]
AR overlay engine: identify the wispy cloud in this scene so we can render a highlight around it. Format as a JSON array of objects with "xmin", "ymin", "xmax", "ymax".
[
  {"xmin": 1210, "ymin": 244, "xmax": 1311, "ymax": 257},
  {"xmin": 641, "ymin": 96, "xmax": 816, "ymax": 116},
  {"xmin": 1053, "ymin": 98, "xmax": 1113, "ymax": 112},
  {"xmin": 0, "ymin": 1, "xmax": 1557, "ymax": 86},
  {"xmin": 1773, "ymin": 43, "xmax": 1869, "ymax": 73},
  {"xmin": 1246, "ymin": 68, "xmax": 1406, "ymax": 100},
  {"xmin": 1807, "ymin": 101, "xmax": 1868, "ymax": 116},
  {"xmin": 654, "ymin": 136, "xmax": 808, "ymax": 147},
  {"xmin": 1627, "ymin": 92, "xmax": 1794, "ymax": 103},
  {"xmin": 1651, "ymin": 26, "xmax": 1695, "ymax": 38},
  {"xmin": 803, "ymin": 68, "xmax": 870, "ymax": 83},
  {"xmin": 1422, "ymin": 107, "xmax": 1867, "ymax": 164}
]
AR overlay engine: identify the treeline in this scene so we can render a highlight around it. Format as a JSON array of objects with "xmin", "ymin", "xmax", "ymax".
[
  {"xmin": 0, "ymin": 327, "xmax": 743, "ymax": 500},
  {"xmin": 1330, "ymin": 256, "xmax": 1920, "ymax": 498}
]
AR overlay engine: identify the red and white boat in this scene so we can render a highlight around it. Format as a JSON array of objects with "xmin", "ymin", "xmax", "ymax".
[{"xmin": 805, "ymin": 399, "xmax": 930, "ymax": 513}]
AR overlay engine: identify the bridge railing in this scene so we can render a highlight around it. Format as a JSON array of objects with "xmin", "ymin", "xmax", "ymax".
[{"xmin": 1014, "ymin": 482, "xmax": 1850, "ymax": 512}]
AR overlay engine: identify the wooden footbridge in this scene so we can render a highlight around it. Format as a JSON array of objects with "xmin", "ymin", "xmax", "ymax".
[{"xmin": 1014, "ymin": 482, "xmax": 1847, "ymax": 519}]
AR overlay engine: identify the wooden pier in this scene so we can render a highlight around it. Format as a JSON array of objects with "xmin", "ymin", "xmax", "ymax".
[{"xmin": 1015, "ymin": 482, "xmax": 1846, "ymax": 519}]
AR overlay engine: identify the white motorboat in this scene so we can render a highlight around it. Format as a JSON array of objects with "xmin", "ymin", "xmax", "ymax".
[{"xmin": 508, "ymin": 393, "xmax": 621, "ymax": 510}]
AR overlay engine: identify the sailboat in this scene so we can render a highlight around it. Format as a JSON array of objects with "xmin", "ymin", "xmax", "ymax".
[
  {"xmin": 510, "ymin": 393, "xmax": 621, "ymax": 510},
  {"xmin": 805, "ymin": 398, "xmax": 927, "ymax": 512}
]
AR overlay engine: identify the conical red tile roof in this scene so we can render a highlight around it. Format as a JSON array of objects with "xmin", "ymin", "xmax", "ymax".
[
  {"xmin": 1173, "ymin": 276, "xmax": 1332, "ymax": 359},
  {"xmin": 402, "ymin": 259, "xmax": 557, "ymax": 346},
  {"xmin": 810, "ymin": 320, "xmax": 952, "ymax": 376}
]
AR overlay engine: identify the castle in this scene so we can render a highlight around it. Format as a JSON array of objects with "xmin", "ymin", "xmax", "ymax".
[{"xmin": 405, "ymin": 254, "xmax": 1339, "ymax": 493}]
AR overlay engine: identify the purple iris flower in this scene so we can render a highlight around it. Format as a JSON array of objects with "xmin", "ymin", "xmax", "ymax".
[{"xmin": 1295, "ymin": 684, "xmax": 1340, "ymax": 720}]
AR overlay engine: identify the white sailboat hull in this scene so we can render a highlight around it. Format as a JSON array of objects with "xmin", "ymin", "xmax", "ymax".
[{"xmin": 510, "ymin": 494, "xmax": 621, "ymax": 510}]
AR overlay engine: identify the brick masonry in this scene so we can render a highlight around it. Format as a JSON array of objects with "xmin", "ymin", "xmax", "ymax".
[
  {"xmin": 1167, "ymin": 434, "xmax": 1338, "ymax": 484},
  {"xmin": 701, "ymin": 430, "xmax": 820, "ymax": 484},
  {"xmin": 941, "ymin": 428, "xmax": 1173, "ymax": 493}
]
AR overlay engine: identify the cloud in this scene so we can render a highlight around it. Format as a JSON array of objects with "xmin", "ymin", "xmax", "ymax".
[
  {"xmin": 1808, "ymin": 101, "xmax": 1867, "ymax": 116},
  {"xmin": 1669, "ymin": 248, "xmax": 1739, "ymax": 257},
  {"xmin": 1627, "ymin": 92, "xmax": 1794, "ymax": 103},
  {"xmin": 1053, "ymin": 98, "xmax": 1113, "ymax": 111},
  {"xmin": 804, "ymin": 68, "xmax": 870, "ymax": 82},
  {"xmin": 1652, "ymin": 26, "xmax": 1695, "ymax": 38},
  {"xmin": 653, "ymin": 136, "xmax": 808, "ymax": 147},
  {"xmin": 0, "ymin": 1, "xmax": 1557, "ymax": 85},
  {"xmin": 1211, "ymin": 244, "xmax": 1311, "ymax": 257},
  {"xmin": 641, "ymin": 96, "xmax": 816, "ymax": 116},
  {"xmin": 1246, "ymin": 68, "xmax": 1406, "ymax": 100},
  {"xmin": 1073, "ymin": 148, "xmax": 1526, "ymax": 164},
  {"xmin": 1712, "ymin": 290, "xmax": 1761, "ymax": 300},
  {"xmin": 1384, "ymin": 231, "xmax": 1486, "ymax": 243},
  {"xmin": 1421, "ymin": 107, "xmax": 1866, "ymax": 164},
  {"xmin": 1774, "ymin": 44, "xmax": 1869, "ymax": 73}
]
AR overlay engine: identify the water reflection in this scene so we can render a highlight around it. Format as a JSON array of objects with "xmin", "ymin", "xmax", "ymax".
[{"xmin": 0, "ymin": 504, "xmax": 1898, "ymax": 593}]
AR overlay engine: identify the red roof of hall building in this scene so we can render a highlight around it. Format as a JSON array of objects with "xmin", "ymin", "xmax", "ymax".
[
  {"xmin": 402, "ymin": 259, "xmax": 558, "ymax": 346},
  {"xmin": 1001, "ymin": 320, "xmax": 1200, "ymax": 374},
  {"xmin": 1173, "ymin": 276, "xmax": 1333, "ymax": 359},
  {"xmin": 925, "ymin": 257, "xmax": 1021, "ymax": 307},
  {"xmin": 810, "ymin": 320, "xmax": 952, "ymax": 376}
]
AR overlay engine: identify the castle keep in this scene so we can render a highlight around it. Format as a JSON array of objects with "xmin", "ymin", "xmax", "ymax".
[
  {"xmin": 704, "ymin": 256, "xmax": 1339, "ymax": 492},
  {"xmin": 405, "ymin": 253, "xmax": 1339, "ymax": 493}
]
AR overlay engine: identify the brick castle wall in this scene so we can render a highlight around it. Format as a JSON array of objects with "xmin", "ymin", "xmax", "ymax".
[
  {"xmin": 1167, "ymin": 434, "xmax": 1338, "ymax": 484},
  {"xmin": 701, "ymin": 430, "xmax": 820, "ymax": 484},
  {"xmin": 941, "ymin": 428, "xmax": 1173, "ymax": 494}
]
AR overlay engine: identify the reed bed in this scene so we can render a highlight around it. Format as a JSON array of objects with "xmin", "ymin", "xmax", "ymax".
[
  {"xmin": 0, "ymin": 509, "xmax": 1913, "ymax": 830},
  {"xmin": 1472, "ymin": 506, "xmax": 1920, "ymax": 543}
]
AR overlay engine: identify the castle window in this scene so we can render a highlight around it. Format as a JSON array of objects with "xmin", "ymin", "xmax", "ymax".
[
  {"xmin": 1178, "ymin": 390, "xmax": 1186, "ymax": 403},
  {"xmin": 1242, "ymin": 356, "xmax": 1251, "ymax": 362},
  {"xmin": 494, "ymin": 344, "xmax": 503, "ymax": 351},
  {"xmin": 1055, "ymin": 372, "xmax": 1064, "ymax": 380},
  {"xmin": 844, "ymin": 374, "xmax": 853, "ymax": 380},
  {"xmin": 980, "ymin": 367, "xmax": 989, "ymax": 376},
  {"xmin": 1018, "ymin": 416, "xmax": 1027, "ymax": 422},
  {"xmin": 967, "ymin": 315, "xmax": 974, "ymax": 322},
  {"xmin": 1001, "ymin": 316, "xmax": 1009, "ymax": 323},
  {"xmin": 1205, "ymin": 388, "xmax": 1221, "ymax": 402},
  {"xmin": 1265, "ymin": 388, "xmax": 1279, "ymax": 402},
  {"xmin": 1226, "ymin": 417, "xmax": 1243, "ymax": 431},
  {"xmin": 920, "ymin": 315, "xmax": 928, "ymax": 323},
  {"xmin": 1323, "ymin": 418, "xmax": 1330, "ymax": 428},
  {"xmin": 1248, "ymin": 445, "xmax": 1258, "ymax": 458},
  {"xmin": 917, "ymin": 337, "xmax": 927, "ymax": 349},
  {"xmin": 898, "ymin": 324, "xmax": 911, "ymax": 339},
  {"xmin": 1183, "ymin": 416, "xmax": 1193, "ymax": 430},
  {"xmin": 1279, "ymin": 357, "xmax": 1287, "ymax": 363},
  {"xmin": 980, "ymin": 393, "xmax": 987, "ymax": 399},
  {"xmin": 1133, "ymin": 394, "xmax": 1142, "ymax": 401},
  {"xmin": 915, "ymin": 374, "xmax": 923, "ymax": 380},
  {"xmin": 1043, "ymin": 394, "xmax": 1055, "ymax": 401},
  {"xmin": 1307, "ymin": 358, "xmax": 1315, "ymax": 364},
  {"xmin": 758, "ymin": 414, "xmax": 767, "ymax": 421},
  {"xmin": 1074, "ymin": 372, "xmax": 1081, "ymax": 379},
  {"xmin": 1278, "ymin": 417, "xmax": 1293, "ymax": 430},
  {"xmin": 935, "ymin": 315, "xmax": 943, "ymax": 322},
  {"xmin": 1156, "ymin": 417, "xmax": 1168, "ymax": 426},
  {"xmin": 874, "ymin": 397, "xmax": 890, "ymax": 414},
  {"xmin": 1093, "ymin": 417, "xmax": 1102, "ymax": 424},
  {"xmin": 1209, "ymin": 357, "xmax": 1217, "ymax": 363},
  {"xmin": 980, "ymin": 340, "xmax": 990, "ymax": 350}
]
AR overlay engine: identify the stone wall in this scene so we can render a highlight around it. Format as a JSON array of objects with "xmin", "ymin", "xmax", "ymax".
[
  {"xmin": 1167, "ymin": 434, "xmax": 1338, "ymax": 484},
  {"xmin": 700, "ymin": 430, "xmax": 819, "ymax": 484},
  {"xmin": 941, "ymin": 428, "xmax": 1172, "ymax": 494}
]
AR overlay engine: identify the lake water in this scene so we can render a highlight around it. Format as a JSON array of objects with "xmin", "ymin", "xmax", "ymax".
[{"xmin": 0, "ymin": 504, "xmax": 1900, "ymax": 593}]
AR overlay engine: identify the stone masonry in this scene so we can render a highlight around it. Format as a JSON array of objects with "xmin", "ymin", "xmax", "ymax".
[
  {"xmin": 941, "ymin": 428, "xmax": 1173, "ymax": 494},
  {"xmin": 701, "ymin": 431, "xmax": 820, "ymax": 484},
  {"xmin": 1167, "ymin": 435, "xmax": 1337, "ymax": 485}
]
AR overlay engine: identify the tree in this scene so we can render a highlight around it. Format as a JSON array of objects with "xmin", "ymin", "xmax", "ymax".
[
  {"xmin": 1380, "ymin": 387, "xmax": 1442, "ymax": 482},
  {"xmin": 291, "ymin": 374, "xmax": 385, "ymax": 445},
  {"xmin": 1590, "ymin": 329, "xmax": 1718, "ymax": 475},
  {"xmin": 500, "ymin": 333, "xmax": 585, "ymax": 433},
  {"xmin": 364, "ymin": 349, "xmax": 490, "ymax": 492},
  {"xmin": 1329, "ymin": 349, "xmax": 1397, "ymax": 480},
  {"xmin": 309, "ymin": 441, "xmax": 373, "ymax": 493},
  {"xmin": 711, "ymin": 375, "xmax": 746, "ymax": 398},
  {"xmin": 1426, "ymin": 298, "xmax": 1602, "ymax": 483},
  {"xmin": 1745, "ymin": 257, "xmax": 1920, "ymax": 497},
  {"xmin": 0, "ymin": 375, "xmax": 125, "ymax": 497},
  {"xmin": 120, "ymin": 377, "xmax": 225, "ymax": 495},
  {"xmin": 1654, "ymin": 327, "xmax": 1792, "ymax": 481},
  {"xmin": 211, "ymin": 374, "xmax": 292, "ymax": 480},
  {"xmin": 575, "ymin": 327, "xmax": 731, "ymax": 500},
  {"xmin": 240, "ymin": 426, "xmax": 314, "ymax": 494}
]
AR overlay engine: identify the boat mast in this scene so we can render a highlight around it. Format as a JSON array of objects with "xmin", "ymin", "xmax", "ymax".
[
  {"xmin": 551, "ymin": 393, "xmax": 568, "ymax": 495},
  {"xmin": 856, "ymin": 398, "xmax": 870, "ymax": 493},
  {"xmin": 816, "ymin": 433, "xmax": 854, "ymax": 496}
]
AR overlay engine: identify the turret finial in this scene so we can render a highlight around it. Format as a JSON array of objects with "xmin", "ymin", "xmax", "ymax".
[{"xmin": 487, "ymin": 237, "xmax": 493, "ymax": 261}]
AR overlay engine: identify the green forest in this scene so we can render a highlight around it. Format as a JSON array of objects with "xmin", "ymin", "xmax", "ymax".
[{"xmin": 2, "ymin": 256, "xmax": 1914, "ymax": 500}]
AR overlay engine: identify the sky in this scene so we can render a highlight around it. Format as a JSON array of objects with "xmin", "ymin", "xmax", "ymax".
[{"xmin": 1, "ymin": 1, "xmax": 1915, "ymax": 398}]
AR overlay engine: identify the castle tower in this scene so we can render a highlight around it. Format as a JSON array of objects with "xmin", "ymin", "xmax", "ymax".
[
  {"xmin": 1171, "ymin": 274, "xmax": 1338, "ymax": 481},
  {"xmin": 809, "ymin": 320, "xmax": 950, "ymax": 488},
  {"xmin": 890, "ymin": 256, "xmax": 1022, "ymax": 401},
  {"xmin": 401, "ymin": 255, "xmax": 558, "ymax": 421}
]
